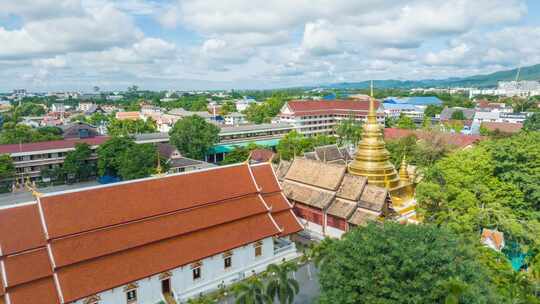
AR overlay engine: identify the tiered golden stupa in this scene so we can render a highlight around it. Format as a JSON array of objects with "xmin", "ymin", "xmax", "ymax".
[{"xmin": 348, "ymin": 82, "xmax": 415, "ymax": 212}]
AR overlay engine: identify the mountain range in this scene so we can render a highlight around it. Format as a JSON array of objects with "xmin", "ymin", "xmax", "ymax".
[{"xmin": 323, "ymin": 64, "xmax": 540, "ymax": 89}]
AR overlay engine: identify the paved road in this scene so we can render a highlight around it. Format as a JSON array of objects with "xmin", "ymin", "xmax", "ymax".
[{"xmin": 0, "ymin": 181, "xmax": 100, "ymax": 207}]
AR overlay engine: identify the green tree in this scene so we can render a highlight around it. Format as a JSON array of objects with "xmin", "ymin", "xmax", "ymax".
[
  {"xmin": 335, "ymin": 117, "xmax": 362, "ymax": 146},
  {"xmin": 396, "ymin": 114, "xmax": 416, "ymax": 129},
  {"xmin": 424, "ymin": 104, "xmax": 443, "ymax": 118},
  {"xmin": 106, "ymin": 118, "xmax": 156, "ymax": 136},
  {"xmin": 0, "ymin": 154, "xmax": 15, "ymax": 180},
  {"xmin": 276, "ymin": 131, "xmax": 312, "ymax": 160},
  {"xmin": 220, "ymin": 100, "xmax": 237, "ymax": 115},
  {"xmin": 117, "ymin": 143, "xmax": 157, "ymax": 180},
  {"xmin": 0, "ymin": 124, "xmax": 62, "ymax": 144},
  {"xmin": 451, "ymin": 110, "xmax": 466, "ymax": 120},
  {"xmin": 63, "ymin": 143, "xmax": 94, "ymax": 181},
  {"xmin": 523, "ymin": 113, "xmax": 540, "ymax": 131},
  {"xmin": 318, "ymin": 223, "xmax": 500, "ymax": 304},
  {"xmin": 266, "ymin": 263, "xmax": 299, "ymax": 304},
  {"xmin": 233, "ymin": 277, "xmax": 271, "ymax": 304},
  {"xmin": 169, "ymin": 115, "xmax": 220, "ymax": 160},
  {"xmin": 97, "ymin": 137, "xmax": 136, "ymax": 176},
  {"xmin": 220, "ymin": 143, "xmax": 261, "ymax": 165}
]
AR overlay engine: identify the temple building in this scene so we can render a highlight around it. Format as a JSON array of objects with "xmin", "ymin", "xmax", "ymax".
[
  {"xmin": 0, "ymin": 163, "xmax": 302, "ymax": 304},
  {"xmin": 348, "ymin": 88, "xmax": 416, "ymax": 217},
  {"xmin": 276, "ymin": 158, "xmax": 395, "ymax": 238}
]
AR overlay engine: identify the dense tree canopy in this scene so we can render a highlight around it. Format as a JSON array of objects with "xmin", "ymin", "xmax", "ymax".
[
  {"xmin": 386, "ymin": 133, "xmax": 452, "ymax": 169},
  {"xmin": 416, "ymin": 132, "xmax": 540, "ymax": 246},
  {"xmin": 524, "ymin": 112, "xmax": 540, "ymax": 131},
  {"xmin": 0, "ymin": 154, "xmax": 14, "ymax": 180},
  {"xmin": 276, "ymin": 131, "xmax": 336, "ymax": 160},
  {"xmin": 0, "ymin": 124, "xmax": 63, "ymax": 144},
  {"xmin": 395, "ymin": 114, "xmax": 416, "ymax": 129},
  {"xmin": 97, "ymin": 137, "xmax": 136, "ymax": 176},
  {"xmin": 318, "ymin": 223, "xmax": 500, "ymax": 304},
  {"xmin": 243, "ymin": 94, "xmax": 289, "ymax": 124},
  {"xmin": 335, "ymin": 117, "xmax": 362, "ymax": 146},
  {"xmin": 63, "ymin": 143, "xmax": 95, "ymax": 181},
  {"xmin": 117, "ymin": 143, "xmax": 157, "ymax": 180},
  {"xmin": 169, "ymin": 115, "xmax": 220, "ymax": 160},
  {"xmin": 451, "ymin": 110, "xmax": 466, "ymax": 120},
  {"xmin": 220, "ymin": 143, "xmax": 261, "ymax": 165},
  {"xmin": 106, "ymin": 118, "xmax": 156, "ymax": 136}
]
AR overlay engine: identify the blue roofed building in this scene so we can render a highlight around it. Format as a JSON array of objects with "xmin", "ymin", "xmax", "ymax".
[{"xmin": 382, "ymin": 96, "xmax": 443, "ymax": 121}]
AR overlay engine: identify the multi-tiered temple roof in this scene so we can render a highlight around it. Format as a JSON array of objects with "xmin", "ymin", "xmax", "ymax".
[{"xmin": 0, "ymin": 163, "xmax": 301, "ymax": 304}]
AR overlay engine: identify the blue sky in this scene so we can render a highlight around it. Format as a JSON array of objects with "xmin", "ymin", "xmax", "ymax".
[{"xmin": 0, "ymin": 0, "xmax": 539, "ymax": 91}]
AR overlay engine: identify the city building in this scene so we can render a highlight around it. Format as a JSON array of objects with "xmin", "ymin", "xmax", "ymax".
[
  {"xmin": 115, "ymin": 111, "xmax": 141, "ymax": 121},
  {"xmin": 78, "ymin": 102, "xmax": 95, "ymax": 113},
  {"xmin": 382, "ymin": 96, "xmax": 443, "ymax": 122},
  {"xmin": 439, "ymin": 107, "xmax": 476, "ymax": 121},
  {"xmin": 156, "ymin": 143, "xmax": 215, "ymax": 173},
  {"xmin": 481, "ymin": 229, "xmax": 505, "ymax": 252},
  {"xmin": 0, "ymin": 136, "xmax": 109, "ymax": 182},
  {"xmin": 51, "ymin": 103, "xmax": 66, "ymax": 113},
  {"xmin": 278, "ymin": 99, "xmax": 385, "ymax": 136},
  {"xmin": 235, "ymin": 97, "xmax": 257, "ymax": 112},
  {"xmin": 0, "ymin": 163, "xmax": 302, "ymax": 304},
  {"xmin": 223, "ymin": 112, "xmax": 247, "ymax": 125}
]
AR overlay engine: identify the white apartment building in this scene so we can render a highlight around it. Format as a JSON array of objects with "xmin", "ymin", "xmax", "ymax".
[{"xmin": 278, "ymin": 100, "xmax": 384, "ymax": 136}]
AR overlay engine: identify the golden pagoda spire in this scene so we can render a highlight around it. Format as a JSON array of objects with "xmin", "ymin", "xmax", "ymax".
[
  {"xmin": 399, "ymin": 155, "xmax": 410, "ymax": 183},
  {"xmin": 348, "ymin": 80, "xmax": 400, "ymax": 188}
]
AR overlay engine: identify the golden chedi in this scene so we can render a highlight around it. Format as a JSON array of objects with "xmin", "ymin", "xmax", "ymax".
[{"xmin": 348, "ymin": 83, "xmax": 415, "ymax": 209}]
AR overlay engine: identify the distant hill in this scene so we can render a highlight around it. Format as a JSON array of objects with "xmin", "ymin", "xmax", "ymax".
[{"xmin": 323, "ymin": 64, "xmax": 540, "ymax": 89}]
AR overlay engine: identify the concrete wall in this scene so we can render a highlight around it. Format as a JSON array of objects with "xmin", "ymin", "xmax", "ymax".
[{"xmin": 74, "ymin": 237, "xmax": 298, "ymax": 304}]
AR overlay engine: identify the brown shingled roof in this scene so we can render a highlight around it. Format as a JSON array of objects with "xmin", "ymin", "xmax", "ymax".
[
  {"xmin": 336, "ymin": 174, "xmax": 367, "ymax": 201},
  {"xmin": 282, "ymin": 180, "xmax": 335, "ymax": 209},
  {"xmin": 327, "ymin": 198, "xmax": 357, "ymax": 219},
  {"xmin": 348, "ymin": 209, "xmax": 380, "ymax": 226},
  {"xmin": 285, "ymin": 158, "xmax": 345, "ymax": 191},
  {"xmin": 0, "ymin": 204, "xmax": 46, "ymax": 255},
  {"xmin": 358, "ymin": 185, "xmax": 388, "ymax": 212}
]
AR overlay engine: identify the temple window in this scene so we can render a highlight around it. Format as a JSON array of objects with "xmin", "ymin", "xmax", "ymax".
[
  {"xmin": 223, "ymin": 251, "xmax": 233, "ymax": 269},
  {"xmin": 254, "ymin": 241, "xmax": 263, "ymax": 257},
  {"xmin": 192, "ymin": 261, "xmax": 202, "ymax": 280},
  {"xmin": 126, "ymin": 289, "xmax": 137, "ymax": 303}
]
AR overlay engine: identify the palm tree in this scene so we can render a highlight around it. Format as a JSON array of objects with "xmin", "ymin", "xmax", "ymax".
[
  {"xmin": 266, "ymin": 263, "xmax": 300, "ymax": 304},
  {"xmin": 234, "ymin": 277, "xmax": 271, "ymax": 304}
]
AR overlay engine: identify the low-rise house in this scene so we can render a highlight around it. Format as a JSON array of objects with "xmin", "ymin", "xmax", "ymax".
[
  {"xmin": 115, "ymin": 111, "xmax": 141, "ymax": 121},
  {"xmin": 156, "ymin": 143, "xmax": 214, "ymax": 173},
  {"xmin": 439, "ymin": 107, "xmax": 476, "ymax": 121},
  {"xmin": 383, "ymin": 128, "xmax": 484, "ymax": 149},
  {"xmin": 277, "ymin": 158, "xmax": 394, "ymax": 239},
  {"xmin": 481, "ymin": 229, "xmax": 505, "ymax": 252},
  {"xmin": 481, "ymin": 122, "xmax": 523, "ymax": 134},
  {"xmin": 0, "ymin": 163, "xmax": 302, "ymax": 304},
  {"xmin": 61, "ymin": 122, "xmax": 100, "ymax": 139},
  {"xmin": 224, "ymin": 112, "xmax": 247, "ymax": 125}
]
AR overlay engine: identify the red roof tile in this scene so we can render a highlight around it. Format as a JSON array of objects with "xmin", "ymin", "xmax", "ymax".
[
  {"xmin": 272, "ymin": 210, "xmax": 303, "ymax": 237},
  {"xmin": 40, "ymin": 164, "xmax": 259, "ymax": 238},
  {"xmin": 481, "ymin": 122, "xmax": 523, "ymax": 134},
  {"xmin": 3, "ymin": 248, "xmax": 52, "ymax": 287},
  {"xmin": 250, "ymin": 149, "xmax": 275, "ymax": 163},
  {"xmin": 0, "ymin": 136, "xmax": 109, "ymax": 155},
  {"xmin": 0, "ymin": 204, "xmax": 46, "ymax": 255},
  {"xmin": 384, "ymin": 128, "xmax": 484, "ymax": 148},
  {"xmin": 57, "ymin": 213, "xmax": 279, "ymax": 302},
  {"xmin": 7, "ymin": 277, "xmax": 59, "ymax": 304},
  {"xmin": 286, "ymin": 100, "xmax": 379, "ymax": 113},
  {"xmin": 50, "ymin": 194, "xmax": 269, "ymax": 267},
  {"xmin": 0, "ymin": 163, "xmax": 302, "ymax": 304},
  {"xmin": 251, "ymin": 163, "xmax": 281, "ymax": 194}
]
